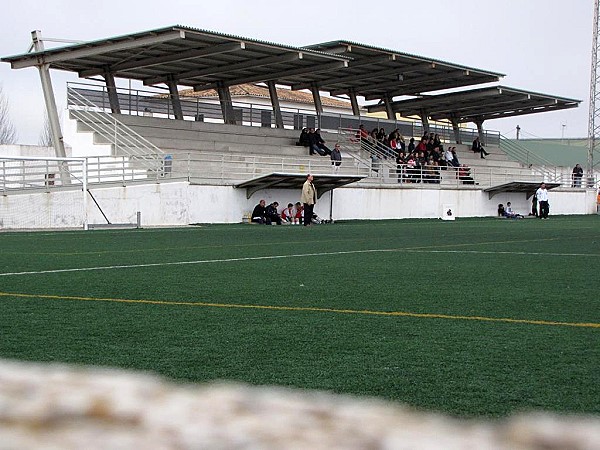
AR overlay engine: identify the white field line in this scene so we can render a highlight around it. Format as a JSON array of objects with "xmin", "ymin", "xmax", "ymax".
[{"xmin": 0, "ymin": 248, "xmax": 598, "ymax": 277}]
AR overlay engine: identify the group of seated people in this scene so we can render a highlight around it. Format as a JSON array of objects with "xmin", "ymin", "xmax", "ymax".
[
  {"xmin": 497, "ymin": 202, "xmax": 524, "ymax": 219},
  {"xmin": 297, "ymin": 128, "xmax": 331, "ymax": 156},
  {"xmin": 355, "ymin": 127, "xmax": 474, "ymax": 185},
  {"xmin": 251, "ymin": 200, "xmax": 304, "ymax": 225}
]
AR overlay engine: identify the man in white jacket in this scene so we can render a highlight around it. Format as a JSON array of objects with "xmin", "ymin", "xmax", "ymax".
[{"xmin": 536, "ymin": 183, "xmax": 550, "ymax": 219}]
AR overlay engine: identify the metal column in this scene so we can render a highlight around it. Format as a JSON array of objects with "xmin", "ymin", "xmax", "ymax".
[
  {"xmin": 267, "ymin": 81, "xmax": 284, "ymax": 128},
  {"xmin": 31, "ymin": 30, "xmax": 71, "ymax": 185},
  {"xmin": 103, "ymin": 69, "xmax": 121, "ymax": 114},
  {"xmin": 420, "ymin": 110, "xmax": 430, "ymax": 134},
  {"xmin": 311, "ymin": 83, "xmax": 323, "ymax": 115},
  {"xmin": 588, "ymin": 0, "xmax": 600, "ymax": 184},
  {"xmin": 383, "ymin": 94, "xmax": 395, "ymax": 120},
  {"xmin": 451, "ymin": 117, "xmax": 462, "ymax": 144},
  {"xmin": 167, "ymin": 76, "xmax": 184, "ymax": 120},
  {"xmin": 216, "ymin": 81, "xmax": 237, "ymax": 125},
  {"xmin": 475, "ymin": 119, "xmax": 485, "ymax": 144},
  {"xmin": 348, "ymin": 88, "xmax": 360, "ymax": 116}
]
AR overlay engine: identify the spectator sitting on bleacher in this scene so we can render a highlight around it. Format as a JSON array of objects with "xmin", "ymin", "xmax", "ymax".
[
  {"xmin": 426, "ymin": 136, "xmax": 435, "ymax": 154},
  {"xmin": 451, "ymin": 147, "xmax": 460, "ymax": 167},
  {"xmin": 297, "ymin": 128, "xmax": 310, "ymax": 147},
  {"xmin": 388, "ymin": 131, "xmax": 399, "ymax": 151},
  {"xmin": 405, "ymin": 155, "xmax": 417, "ymax": 183},
  {"xmin": 307, "ymin": 128, "xmax": 326, "ymax": 156},
  {"xmin": 355, "ymin": 124, "xmax": 368, "ymax": 140},
  {"xmin": 281, "ymin": 203, "xmax": 295, "ymax": 223},
  {"xmin": 472, "ymin": 137, "xmax": 490, "ymax": 159},
  {"xmin": 458, "ymin": 164, "xmax": 475, "ymax": 185},
  {"xmin": 408, "ymin": 137, "xmax": 415, "ymax": 153},
  {"xmin": 314, "ymin": 129, "xmax": 332, "ymax": 156},
  {"xmin": 396, "ymin": 151, "xmax": 406, "ymax": 183},
  {"xmin": 265, "ymin": 201, "xmax": 282, "ymax": 225},
  {"xmin": 433, "ymin": 133, "xmax": 442, "ymax": 150},
  {"xmin": 377, "ymin": 128, "xmax": 386, "ymax": 142},
  {"xmin": 370, "ymin": 128, "xmax": 379, "ymax": 142},
  {"xmin": 445, "ymin": 147, "xmax": 457, "ymax": 167},
  {"xmin": 416, "ymin": 137, "xmax": 427, "ymax": 154},
  {"xmin": 251, "ymin": 199, "xmax": 267, "ymax": 224}
]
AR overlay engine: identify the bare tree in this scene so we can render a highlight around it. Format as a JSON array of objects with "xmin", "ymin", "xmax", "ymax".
[
  {"xmin": 38, "ymin": 111, "xmax": 53, "ymax": 146},
  {"xmin": 0, "ymin": 84, "xmax": 17, "ymax": 144}
]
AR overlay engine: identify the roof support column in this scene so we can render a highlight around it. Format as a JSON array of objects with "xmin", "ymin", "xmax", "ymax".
[
  {"xmin": 103, "ymin": 69, "xmax": 121, "ymax": 114},
  {"xmin": 383, "ymin": 94, "xmax": 395, "ymax": 120},
  {"xmin": 311, "ymin": 83, "xmax": 323, "ymax": 115},
  {"xmin": 420, "ymin": 109, "xmax": 430, "ymax": 134},
  {"xmin": 266, "ymin": 81, "xmax": 284, "ymax": 128},
  {"xmin": 31, "ymin": 30, "xmax": 70, "ymax": 185},
  {"xmin": 348, "ymin": 88, "xmax": 360, "ymax": 116},
  {"xmin": 450, "ymin": 116, "xmax": 462, "ymax": 144},
  {"xmin": 475, "ymin": 118, "xmax": 485, "ymax": 144},
  {"xmin": 167, "ymin": 75, "xmax": 183, "ymax": 120},
  {"xmin": 216, "ymin": 81, "xmax": 237, "ymax": 125}
]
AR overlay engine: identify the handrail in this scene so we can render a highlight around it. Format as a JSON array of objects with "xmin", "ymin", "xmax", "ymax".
[
  {"xmin": 67, "ymin": 87, "xmax": 165, "ymax": 173},
  {"xmin": 66, "ymin": 81, "xmax": 501, "ymax": 142},
  {"xmin": 337, "ymin": 128, "xmax": 398, "ymax": 177},
  {"xmin": 2, "ymin": 153, "xmax": 596, "ymax": 195},
  {"xmin": 499, "ymin": 135, "xmax": 555, "ymax": 167}
]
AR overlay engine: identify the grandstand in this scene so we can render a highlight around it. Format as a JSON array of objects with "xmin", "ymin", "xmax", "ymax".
[{"xmin": 0, "ymin": 25, "xmax": 596, "ymax": 229}]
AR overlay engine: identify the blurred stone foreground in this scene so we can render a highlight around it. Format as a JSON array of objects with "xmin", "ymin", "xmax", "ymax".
[{"xmin": 0, "ymin": 360, "xmax": 599, "ymax": 450}]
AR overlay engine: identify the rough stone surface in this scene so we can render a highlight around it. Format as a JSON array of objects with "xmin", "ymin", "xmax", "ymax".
[{"xmin": 0, "ymin": 359, "xmax": 599, "ymax": 449}]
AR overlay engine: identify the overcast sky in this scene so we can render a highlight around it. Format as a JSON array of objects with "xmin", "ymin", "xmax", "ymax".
[{"xmin": 0, "ymin": 0, "xmax": 593, "ymax": 144}]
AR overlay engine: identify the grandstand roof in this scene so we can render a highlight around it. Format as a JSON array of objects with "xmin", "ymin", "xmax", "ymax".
[
  {"xmin": 1, "ymin": 25, "xmax": 351, "ymax": 90},
  {"xmin": 303, "ymin": 41, "xmax": 504, "ymax": 100},
  {"xmin": 365, "ymin": 86, "xmax": 581, "ymax": 123},
  {"xmin": 2, "ymin": 26, "xmax": 501, "ymax": 100}
]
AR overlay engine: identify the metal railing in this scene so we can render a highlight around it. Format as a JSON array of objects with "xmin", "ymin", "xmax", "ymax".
[
  {"xmin": 66, "ymin": 82, "xmax": 501, "ymax": 143},
  {"xmin": 67, "ymin": 87, "xmax": 165, "ymax": 174},
  {"xmin": 499, "ymin": 135, "xmax": 556, "ymax": 166},
  {"xmin": 2, "ymin": 152, "xmax": 597, "ymax": 195},
  {"xmin": 0, "ymin": 156, "xmax": 163, "ymax": 193}
]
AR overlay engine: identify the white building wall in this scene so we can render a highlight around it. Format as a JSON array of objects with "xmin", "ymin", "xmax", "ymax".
[{"xmin": 0, "ymin": 182, "xmax": 595, "ymax": 230}]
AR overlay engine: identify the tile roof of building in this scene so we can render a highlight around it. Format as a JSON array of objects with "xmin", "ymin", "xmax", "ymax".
[{"xmin": 178, "ymin": 83, "xmax": 353, "ymax": 109}]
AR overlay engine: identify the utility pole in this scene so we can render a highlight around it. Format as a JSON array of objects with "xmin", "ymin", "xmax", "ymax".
[{"xmin": 587, "ymin": 0, "xmax": 600, "ymax": 186}]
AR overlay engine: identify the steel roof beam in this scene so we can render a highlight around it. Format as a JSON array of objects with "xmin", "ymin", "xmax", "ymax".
[
  {"xmin": 8, "ymin": 30, "xmax": 185, "ymax": 70},
  {"xmin": 356, "ymin": 70, "xmax": 476, "ymax": 99},
  {"xmin": 290, "ymin": 55, "xmax": 416, "ymax": 90},
  {"xmin": 79, "ymin": 41, "xmax": 245, "ymax": 78},
  {"xmin": 143, "ymin": 51, "xmax": 303, "ymax": 86},
  {"xmin": 192, "ymin": 60, "xmax": 348, "ymax": 91}
]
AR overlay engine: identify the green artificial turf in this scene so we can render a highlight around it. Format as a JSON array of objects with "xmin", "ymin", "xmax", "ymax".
[{"xmin": 0, "ymin": 216, "xmax": 598, "ymax": 417}]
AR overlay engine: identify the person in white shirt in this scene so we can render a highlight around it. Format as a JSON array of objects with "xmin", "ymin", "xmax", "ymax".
[{"xmin": 536, "ymin": 183, "xmax": 550, "ymax": 219}]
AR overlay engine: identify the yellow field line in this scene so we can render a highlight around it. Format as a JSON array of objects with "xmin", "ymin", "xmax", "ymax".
[{"xmin": 1, "ymin": 291, "xmax": 598, "ymax": 329}]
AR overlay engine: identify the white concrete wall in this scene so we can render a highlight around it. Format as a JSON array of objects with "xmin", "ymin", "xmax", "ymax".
[
  {"xmin": 0, "ymin": 144, "xmax": 56, "ymax": 158},
  {"xmin": 62, "ymin": 109, "xmax": 112, "ymax": 157},
  {"xmin": 0, "ymin": 182, "xmax": 595, "ymax": 230}
]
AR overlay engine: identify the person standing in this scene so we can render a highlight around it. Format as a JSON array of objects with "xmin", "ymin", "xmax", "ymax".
[
  {"xmin": 330, "ymin": 143, "xmax": 342, "ymax": 173},
  {"xmin": 572, "ymin": 164, "xmax": 583, "ymax": 187},
  {"xmin": 536, "ymin": 183, "xmax": 550, "ymax": 219},
  {"xmin": 301, "ymin": 174, "xmax": 317, "ymax": 226}
]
